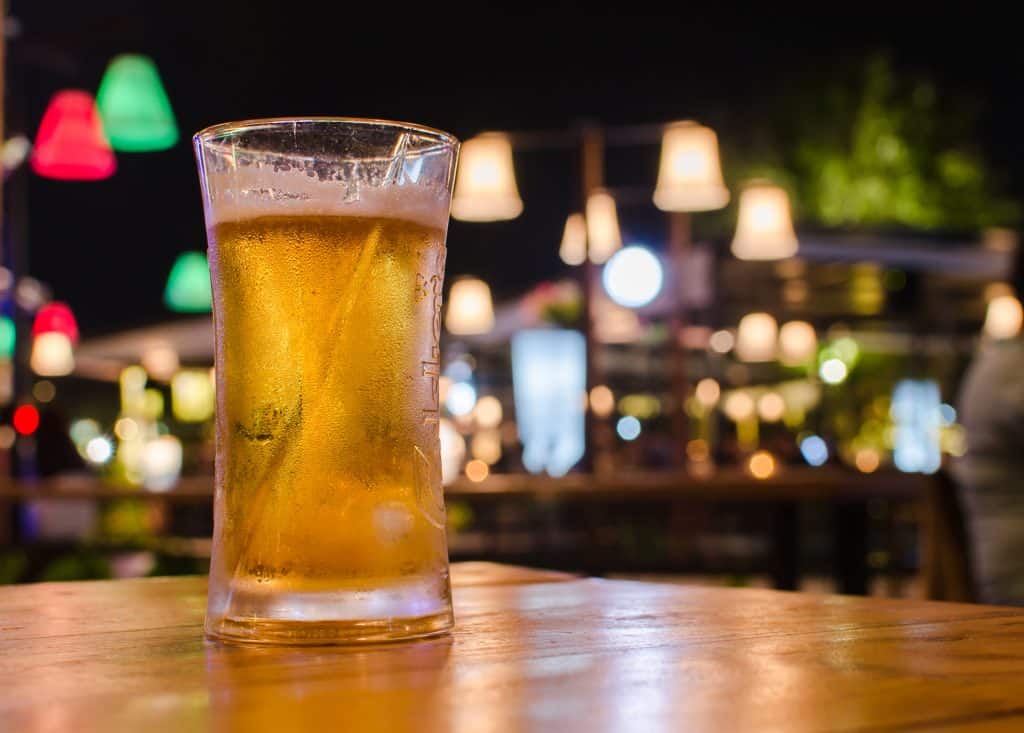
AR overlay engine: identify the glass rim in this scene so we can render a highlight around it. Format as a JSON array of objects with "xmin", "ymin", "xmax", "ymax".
[{"xmin": 193, "ymin": 116, "xmax": 459, "ymax": 149}]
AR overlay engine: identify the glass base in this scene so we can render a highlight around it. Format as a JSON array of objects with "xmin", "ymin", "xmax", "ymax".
[{"xmin": 205, "ymin": 573, "xmax": 453, "ymax": 645}]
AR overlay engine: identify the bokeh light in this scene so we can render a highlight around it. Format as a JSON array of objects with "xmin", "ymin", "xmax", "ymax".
[
  {"xmin": 470, "ymin": 430, "xmax": 502, "ymax": 465},
  {"xmin": 589, "ymin": 385, "xmax": 615, "ymax": 417},
  {"xmin": 13, "ymin": 404, "xmax": 40, "ymax": 435},
  {"xmin": 722, "ymin": 391, "xmax": 755, "ymax": 422},
  {"xmin": 757, "ymin": 392, "xmax": 785, "ymax": 422},
  {"xmin": 473, "ymin": 395, "xmax": 503, "ymax": 429},
  {"xmin": 616, "ymin": 415, "xmax": 641, "ymax": 441},
  {"xmin": 446, "ymin": 381, "xmax": 477, "ymax": 417},
  {"xmin": 748, "ymin": 450, "xmax": 777, "ymax": 479},
  {"xmin": 32, "ymin": 380, "xmax": 57, "ymax": 403},
  {"xmin": 854, "ymin": 448, "xmax": 881, "ymax": 474},
  {"xmin": 819, "ymin": 358, "xmax": 848, "ymax": 385},
  {"xmin": 799, "ymin": 435, "xmax": 829, "ymax": 466},
  {"xmin": 465, "ymin": 459, "xmax": 490, "ymax": 482},
  {"xmin": 85, "ymin": 436, "xmax": 114, "ymax": 464},
  {"xmin": 695, "ymin": 378, "xmax": 721, "ymax": 408},
  {"xmin": 709, "ymin": 330, "xmax": 735, "ymax": 354},
  {"xmin": 602, "ymin": 245, "xmax": 664, "ymax": 308}
]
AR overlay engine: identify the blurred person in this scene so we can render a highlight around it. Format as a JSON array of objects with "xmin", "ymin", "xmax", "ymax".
[{"xmin": 955, "ymin": 249, "xmax": 1024, "ymax": 605}]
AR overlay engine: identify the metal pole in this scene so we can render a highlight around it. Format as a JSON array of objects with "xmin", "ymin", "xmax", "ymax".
[
  {"xmin": 668, "ymin": 211, "xmax": 692, "ymax": 465},
  {"xmin": 580, "ymin": 125, "xmax": 611, "ymax": 474}
]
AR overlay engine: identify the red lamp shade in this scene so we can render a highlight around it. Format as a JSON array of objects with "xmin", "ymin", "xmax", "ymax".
[
  {"xmin": 31, "ymin": 90, "xmax": 116, "ymax": 181},
  {"xmin": 33, "ymin": 302, "xmax": 80, "ymax": 345}
]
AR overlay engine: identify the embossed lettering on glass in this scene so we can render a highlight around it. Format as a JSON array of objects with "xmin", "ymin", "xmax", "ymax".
[{"xmin": 194, "ymin": 118, "xmax": 459, "ymax": 644}]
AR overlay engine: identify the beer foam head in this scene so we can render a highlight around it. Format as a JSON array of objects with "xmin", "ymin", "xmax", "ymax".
[
  {"xmin": 199, "ymin": 160, "xmax": 453, "ymax": 230},
  {"xmin": 195, "ymin": 119, "xmax": 458, "ymax": 230}
]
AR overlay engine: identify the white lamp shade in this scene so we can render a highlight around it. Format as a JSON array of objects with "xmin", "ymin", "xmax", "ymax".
[
  {"xmin": 451, "ymin": 132, "xmax": 523, "ymax": 222},
  {"xmin": 559, "ymin": 212, "xmax": 587, "ymax": 266},
  {"xmin": 778, "ymin": 320, "xmax": 817, "ymax": 365},
  {"xmin": 735, "ymin": 312, "xmax": 778, "ymax": 362},
  {"xmin": 731, "ymin": 183, "xmax": 799, "ymax": 261},
  {"xmin": 653, "ymin": 121, "xmax": 730, "ymax": 212},
  {"xmin": 984, "ymin": 295, "xmax": 1023, "ymax": 340},
  {"xmin": 445, "ymin": 277, "xmax": 495, "ymax": 335},
  {"xmin": 30, "ymin": 332, "xmax": 75, "ymax": 376},
  {"xmin": 585, "ymin": 190, "xmax": 622, "ymax": 264}
]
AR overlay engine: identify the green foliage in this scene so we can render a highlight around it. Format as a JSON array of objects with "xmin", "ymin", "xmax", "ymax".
[{"xmin": 727, "ymin": 55, "xmax": 1019, "ymax": 232}]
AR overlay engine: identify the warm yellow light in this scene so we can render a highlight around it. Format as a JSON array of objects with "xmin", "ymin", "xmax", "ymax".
[
  {"xmin": 451, "ymin": 132, "xmax": 522, "ymax": 222},
  {"xmin": 465, "ymin": 458, "xmax": 490, "ymax": 482},
  {"xmin": 445, "ymin": 277, "xmax": 494, "ymax": 335},
  {"xmin": 708, "ymin": 329, "xmax": 735, "ymax": 354},
  {"xmin": 585, "ymin": 189, "xmax": 622, "ymax": 264},
  {"xmin": 695, "ymin": 378, "xmax": 721, "ymax": 408},
  {"xmin": 748, "ymin": 450, "xmax": 777, "ymax": 480},
  {"xmin": 757, "ymin": 392, "xmax": 786, "ymax": 423},
  {"xmin": 854, "ymin": 448, "xmax": 880, "ymax": 474},
  {"xmin": 731, "ymin": 183, "xmax": 799, "ymax": 261},
  {"xmin": 617, "ymin": 393, "xmax": 661, "ymax": 419},
  {"xmin": 735, "ymin": 312, "xmax": 778, "ymax": 362},
  {"xmin": 141, "ymin": 343, "xmax": 180, "ymax": 381},
  {"xmin": 722, "ymin": 391, "xmax": 755, "ymax": 422},
  {"xmin": 984, "ymin": 294, "xmax": 1023, "ymax": 340},
  {"xmin": 686, "ymin": 438, "xmax": 710, "ymax": 461},
  {"xmin": 470, "ymin": 430, "xmax": 502, "ymax": 465},
  {"xmin": 142, "ymin": 389, "xmax": 165, "ymax": 420},
  {"xmin": 473, "ymin": 395, "xmax": 503, "ymax": 429},
  {"xmin": 171, "ymin": 369, "xmax": 215, "ymax": 422},
  {"xmin": 120, "ymin": 365, "xmax": 147, "ymax": 416},
  {"xmin": 653, "ymin": 121, "xmax": 729, "ymax": 212},
  {"xmin": 559, "ymin": 212, "xmax": 587, "ymax": 266},
  {"xmin": 114, "ymin": 417, "xmax": 140, "ymax": 441},
  {"xmin": 778, "ymin": 320, "xmax": 817, "ymax": 366},
  {"xmin": 589, "ymin": 385, "xmax": 615, "ymax": 417},
  {"xmin": 438, "ymin": 376, "xmax": 452, "ymax": 406},
  {"xmin": 30, "ymin": 332, "xmax": 75, "ymax": 377}
]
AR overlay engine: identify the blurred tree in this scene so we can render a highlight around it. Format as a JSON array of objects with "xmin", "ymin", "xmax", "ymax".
[{"xmin": 725, "ymin": 55, "xmax": 1020, "ymax": 232}]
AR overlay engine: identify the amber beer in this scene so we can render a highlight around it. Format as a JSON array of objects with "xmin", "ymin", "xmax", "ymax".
[{"xmin": 196, "ymin": 119, "xmax": 458, "ymax": 644}]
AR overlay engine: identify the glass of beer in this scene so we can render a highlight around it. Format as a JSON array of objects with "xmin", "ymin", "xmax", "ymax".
[{"xmin": 194, "ymin": 118, "xmax": 459, "ymax": 644}]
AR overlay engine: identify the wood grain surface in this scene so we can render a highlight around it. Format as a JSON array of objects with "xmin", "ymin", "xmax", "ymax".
[{"xmin": 2, "ymin": 562, "xmax": 1024, "ymax": 732}]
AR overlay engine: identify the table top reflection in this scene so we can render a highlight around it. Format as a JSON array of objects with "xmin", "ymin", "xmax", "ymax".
[{"xmin": 3, "ymin": 561, "xmax": 1024, "ymax": 731}]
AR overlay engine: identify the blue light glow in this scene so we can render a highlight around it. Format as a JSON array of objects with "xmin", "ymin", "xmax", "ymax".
[
  {"xmin": 616, "ymin": 416, "xmax": 641, "ymax": 441},
  {"xmin": 799, "ymin": 435, "xmax": 829, "ymax": 467},
  {"xmin": 892, "ymin": 379, "xmax": 941, "ymax": 474},
  {"xmin": 446, "ymin": 381, "xmax": 477, "ymax": 416},
  {"xmin": 511, "ymin": 329, "xmax": 586, "ymax": 477}
]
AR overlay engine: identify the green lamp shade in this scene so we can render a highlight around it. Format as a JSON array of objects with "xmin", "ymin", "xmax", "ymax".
[
  {"xmin": 165, "ymin": 252, "xmax": 212, "ymax": 313},
  {"xmin": 0, "ymin": 316, "xmax": 15, "ymax": 361},
  {"xmin": 96, "ymin": 54, "xmax": 178, "ymax": 152}
]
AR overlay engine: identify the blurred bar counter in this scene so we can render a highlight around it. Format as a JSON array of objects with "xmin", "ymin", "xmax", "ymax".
[{"xmin": 0, "ymin": 468, "xmax": 965, "ymax": 600}]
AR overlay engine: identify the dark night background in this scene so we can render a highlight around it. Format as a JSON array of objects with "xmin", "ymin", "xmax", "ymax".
[{"xmin": 6, "ymin": 2, "xmax": 1022, "ymax": 336}]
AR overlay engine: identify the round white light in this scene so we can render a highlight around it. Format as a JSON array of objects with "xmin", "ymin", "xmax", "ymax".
[
  {"xmin": 616, "ymin": 415, "xmax": 642, "ymax": 441},
  {"xmin": 85, "ymin": 436, "xmax": 114, "ymax": 464},
  {"xmin": 819, "ymin": 358, "xmax": 848, "ymax": 385},
  {"xmin": 602, "ymin": 245, "xmax": 664, "ymax": 308},
  {"xmin": 446, "ymin": 381, "xmax": 477, "ymax": 416}
]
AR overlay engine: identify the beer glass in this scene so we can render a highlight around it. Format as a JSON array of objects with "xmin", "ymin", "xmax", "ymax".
[{"xmin": 194, "ymin": 118, "xmax": 459, "ymax": 644}]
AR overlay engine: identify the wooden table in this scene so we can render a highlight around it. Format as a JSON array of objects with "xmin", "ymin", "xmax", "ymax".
[{"xmin": 3, "ymin": 563, "xmax": 1024, "ymax": 731}]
